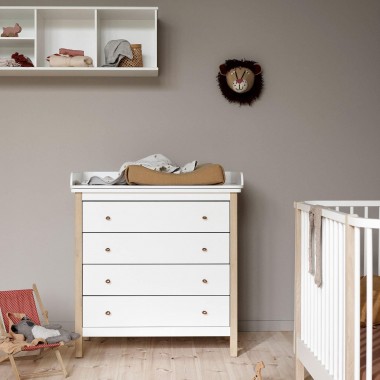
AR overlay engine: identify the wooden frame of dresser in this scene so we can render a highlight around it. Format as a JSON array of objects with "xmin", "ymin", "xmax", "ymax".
[{"xmin": 72, "ymin": 173, "xmax": 243, "ymax": 358}]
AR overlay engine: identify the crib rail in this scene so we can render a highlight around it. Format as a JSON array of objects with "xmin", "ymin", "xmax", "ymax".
[{"xmin": 295, "ymin": 201, "xmax": 380, "ymax": 380}]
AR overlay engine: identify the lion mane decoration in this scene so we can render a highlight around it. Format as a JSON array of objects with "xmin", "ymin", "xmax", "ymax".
[{"xmin": 217, "ymin": 59, "xmax": 263, "ymax": 106}]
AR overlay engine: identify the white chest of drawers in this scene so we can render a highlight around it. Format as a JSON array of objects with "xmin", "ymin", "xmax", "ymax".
[{"xmin": 71, "ymin": 171, "xmax": 243, "ymax": 358}]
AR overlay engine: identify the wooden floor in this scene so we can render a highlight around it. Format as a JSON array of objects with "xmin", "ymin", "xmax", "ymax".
[{"xmin": 1, "ymin": 332, "xmax": 298, "ymax": 380}]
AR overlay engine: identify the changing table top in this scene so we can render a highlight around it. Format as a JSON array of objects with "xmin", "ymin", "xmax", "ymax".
[{"xmin": 70, "ymin": 171, "xmax": 244, "ymax": 193}]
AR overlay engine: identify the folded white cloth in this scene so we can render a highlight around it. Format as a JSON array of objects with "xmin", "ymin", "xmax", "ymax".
[
  {"xmin": 84, "ymin": 154, "xmax": 198, "ymax": 185},
  {"xmin": 48, "ymin": 55, "xmax": 93, "ymax": 67},
  {"xmin": 0, "ymin": 58, "xmax": 20, "ymax": 67}
]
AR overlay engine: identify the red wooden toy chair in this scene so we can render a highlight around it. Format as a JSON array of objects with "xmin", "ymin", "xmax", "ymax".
[{"xmin": 0, "ymin": 284, "xmax": 68, "ymax": 379}]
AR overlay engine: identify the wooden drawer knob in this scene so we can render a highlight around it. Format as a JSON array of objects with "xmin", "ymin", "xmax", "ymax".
[
  {"xmin": 202, "ymin": 279, "xmax": 208, "ymax": 284},
  {"xmin": 105, "ymin": 216, "xmax": 111, "ymax": 221},
  {"xmin": 105, "ymin": 279, "xmax": 111, "ymax": 284},
  {"xmin": 105, "ymin": 311, "xmax": 111, "ymax": 316},
  {"xmin": 105, "ymin": 248, "xmax": 111, "ymax": 253},
  {"xmin": 202, "ymin": 216, "xmax": 208, "ymax": 220},
  {"xmin": 202, "ymin": 248, "xmax": 208, "ymax": 252},
  {"xmin": 202, "ymin": 310, "xmax": 208, "ymax": 315}
]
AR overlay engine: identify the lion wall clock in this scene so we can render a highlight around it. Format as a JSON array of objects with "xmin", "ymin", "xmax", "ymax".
[{"xmin": 217, "ymin": 59, "xmax": 263, "ymax": 106}]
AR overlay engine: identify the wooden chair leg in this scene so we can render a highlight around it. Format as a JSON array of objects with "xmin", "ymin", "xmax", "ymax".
[
  {"xmin": 0, "ymin": 354, "xmax": 10, "ymax": 363},
  {"xmin": 8, "ymin": 355, "xmax": 21, "ymax": 380},
  {"xmin": 55, "ymin": 350, "xmax": 68, "ymax": 378}
]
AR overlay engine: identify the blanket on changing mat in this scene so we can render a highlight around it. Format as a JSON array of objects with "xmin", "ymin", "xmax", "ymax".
[
  {"xmin": 48, "ymin": 55, "xmax": 93, "ymax": 67},
  {"xmin": 84, "ymin": 154, "xmax": 198, "ymax": 185}
]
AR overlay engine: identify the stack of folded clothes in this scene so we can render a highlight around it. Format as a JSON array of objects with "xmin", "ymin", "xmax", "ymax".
[{"xmin": 47, "ymin": 48, "xmax": 93, "ymax": 67}]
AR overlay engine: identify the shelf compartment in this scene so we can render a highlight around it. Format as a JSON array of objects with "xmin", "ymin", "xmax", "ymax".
[
  {"xmin": 97, "ymin": 8, "xmax": 157, "ymax": 69},
  {"xmin": 36, "ymin": 9, "xmax": 96, "ymax": 68},
  {"xmin": 0, "ymin": 39, "xmax": 35, "ymax": 66},
  {"xmin": 0, "ymin": 9, "xmax": 35, "ymax": 38}
]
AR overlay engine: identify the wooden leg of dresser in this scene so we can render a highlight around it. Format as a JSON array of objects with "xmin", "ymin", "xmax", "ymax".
[
  {"xmin": 230, "ymin": 334, "xmax": 238, "ymax": 357},
  {"xmin": 75, "ymin": 337, "xmax": 83, "ymax": 358},
  {"xmin": 75, "ymin": 193, "xmax": 83, "ymax": 358},
  {"xmin": 230, "ymin": 193, "xmax": 238, "ymax": 357}
]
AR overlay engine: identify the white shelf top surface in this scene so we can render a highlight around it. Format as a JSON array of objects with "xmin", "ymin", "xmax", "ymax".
[{"xmin": 71, "ymin": 171, "xmax": 244, "ymax": 193}]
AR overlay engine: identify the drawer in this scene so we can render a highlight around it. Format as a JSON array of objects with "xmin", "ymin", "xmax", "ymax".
[
  {"xmin": 83, "ymin": 265, "xmax": 229, "ymax": 295},
  {"xmin": 83, "ymin": 296, "xmax": 229, "ymax": 327},
  {"xmin": 82, "ymin": 202, "xmax": 229, "ymax": 232},
  {"xmin": 83, "ymin": 233, "xmax": 229, "ymax": 264}
]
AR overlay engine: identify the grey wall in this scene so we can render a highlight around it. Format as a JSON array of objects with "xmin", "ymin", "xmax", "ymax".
[{"xmin": 1, "ymin": 0, "xmax": 380, "ymax": 331}]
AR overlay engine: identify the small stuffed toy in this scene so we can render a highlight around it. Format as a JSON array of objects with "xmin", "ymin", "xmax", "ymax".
[
  {"xmin": 11, "ymin": 316, "xmax": 80, "ymax": 344},
  {"xmin": 1, "ymin": 23, "xmax": 22, "ymax": 37}
]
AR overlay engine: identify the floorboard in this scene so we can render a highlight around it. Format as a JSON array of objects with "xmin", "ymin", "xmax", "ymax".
[{"xmin": 1, "ymin": 332, "xmax": 301, "ymax": 380}]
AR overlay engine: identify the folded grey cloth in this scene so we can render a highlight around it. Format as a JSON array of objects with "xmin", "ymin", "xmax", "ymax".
[{"xmin": 102, "ymin": 39, "xmax": 133, "ymax": 67}]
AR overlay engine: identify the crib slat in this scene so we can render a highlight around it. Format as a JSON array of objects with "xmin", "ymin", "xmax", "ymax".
[
  {"xmin": 304, "ymin": 211, "xmax": 310, "ymax": 347},
  {"xmin": 328, "ymin": 220, "xmax": 334, "ymax": 375},
  {"xmin": 333, "ymin": 221, "xmax": 339, "ymax": 378},
  {"xmin": 311, "ymin": 227, "xmax": 315, "ymax": 352},
  {"xmin": 338, "ymin": 223, "xmax": 344, "ymax": 380},
  {"xmin": 365, "ymin": 229, "xmax": 372, "ymax": 380},
  {"xmin": 335, "ymin": 222, "xmax": 342, "ymax": 380},
  {"xmin": 354, "ymin": 227, "xmax": 361, "ymax": 380},
  {"xmin": 307, "ymin": 211, "xmax": 311, "ymax": 348},
  {"xmin": 317, "ymin": 255, "xmax": 322, "ymax": 362},
  {"xmin": 302, "ymin": 211, "xmax": 307, "ymax": 343},
  {"xmin": 325, "ymin": 218, "xmax": 330, "ymax": 371},
  {"xmin": 363, "ymin": 208, "xmax": 369, "ymax": 276},
  {"xmin": 321, "ymin": 218, "xmax": 327, "ymax": 368},
  {"xmin": 302, "ymin": 210, "xmax": 305, "ymax": 347}
]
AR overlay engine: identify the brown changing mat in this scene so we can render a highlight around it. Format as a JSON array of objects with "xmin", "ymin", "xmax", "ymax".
[
  {"xmin": 361, "ymin": 327, "xmax": 380, "ymax": 379},
  {"xmin": 125, "ymin": 163, "xmax": 225, "ymax": 185}
]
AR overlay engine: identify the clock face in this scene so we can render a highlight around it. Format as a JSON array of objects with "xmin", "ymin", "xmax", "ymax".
[
  {"xmin": 226, "ymin": 67, "xmax": 255, "ymax": 94},
  {"xmin": 217, "ymin": 60, "xmax": 263, "ymax": 105}
]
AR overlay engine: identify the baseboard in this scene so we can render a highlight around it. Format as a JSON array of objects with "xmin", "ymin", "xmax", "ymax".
[{"xmin": 239, "ymin": 320, "xmax": 294, "ymax": 331}]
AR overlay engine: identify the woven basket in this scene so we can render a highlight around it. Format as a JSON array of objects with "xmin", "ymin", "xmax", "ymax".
[{"xmin": 118, "ymin": 44, "xmax": 143, "ymax": 67}]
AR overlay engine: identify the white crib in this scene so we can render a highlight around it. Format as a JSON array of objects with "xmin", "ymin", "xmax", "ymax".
[{"xmin": 294, "ymin": 201, "xmax": 380, "ymax": 380}]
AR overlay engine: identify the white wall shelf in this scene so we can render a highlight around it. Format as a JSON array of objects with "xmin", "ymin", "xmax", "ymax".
[{"xmin": 0, "ymin": 6, "xmax": 158, "ymax": 77}]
